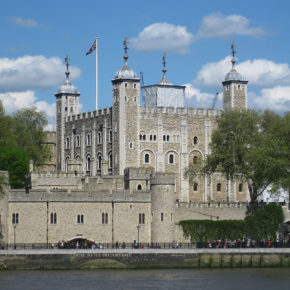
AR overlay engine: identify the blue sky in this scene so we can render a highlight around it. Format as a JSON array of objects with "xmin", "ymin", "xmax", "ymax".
[{"xmin": 0, "ymin": 0, "xmax": 290, "ymax": 129}]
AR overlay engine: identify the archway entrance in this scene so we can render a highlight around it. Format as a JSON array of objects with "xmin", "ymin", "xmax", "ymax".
[{"xmin": 60, "ymin": 237, "xmax": 95, "ymax": 249}]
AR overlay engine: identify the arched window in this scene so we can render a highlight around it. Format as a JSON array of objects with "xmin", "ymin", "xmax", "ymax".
[
  {"xmin": 142, "ymin": 134, "xmax": 146, "ymax": 141},
  {"xmin": 163, "ymin": 135, "xmax": 166, "ymax": 141},
  {"xmin": 217, "ymin": 183, "xmax": 221, "ymax": 192},
  {"xmin": 139, "ymin": 134, "xmax": 142, "ymax": 140},
  {"xmin": 194, "ymin": 183, "xmax": 198, "ymax": 191},
  {"xmin": 87, "ymin": 134, "xmax": 91, "ymax": 146},
  {"xmin": 137, "ymin": 184, "xmax": 142, "ymax": 190},
  {"xmin": 193, "ymin": 136, "xmax": 198, "ymax": 144},
  {"xmin": 239, "ymin": 183, "xmax": 243, "ymax": 192},
  {"xmin": 144, "ymin": 153, "xmax": 150, "ymax": 164},
  {"xmin": 65, "ymin": 157, "xmax": 69, "ymax": 173},
  {"xmin": 86, "ymin": 156, "xmax": 91, "ymax": 172},
  {"xmin": 193, "ymin": 156, "xmax": 198, "ymax": 164},
  {"xmin": 169, "ymin": 154, "xmax": 174, "ymax": 164},
  {"xmin": 98, "ymin": 132, "xmax": 102, "ymax": 144},
  {"xmin": 98, "ymin": 155, "xmax": 102, "ymax": 171},
  {"xmin": 109, "ymin": 153, "xmax": 112, "ymax": 169}
]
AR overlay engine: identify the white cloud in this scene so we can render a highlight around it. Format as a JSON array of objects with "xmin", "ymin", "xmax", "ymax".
[
  {"xmin": 197, "ymin": 13, "xmax": 267, "ymax": 38},
  {"xmin": 184, "ymin": 83, "xmax": 222, "ymax": 109},
  {"xmin": 130, "ymin": 14, "xmax": 266, "ymax": 53},
  {"xmin": 0, "ymin": 55, "xmax": 82, "ymax": 92},
  {"xmin": 9, "ymin": 16, "xmax": 39, "ymax": 27},
  {"xmin": 0, "ymin": 90, "xmax": 56, "ymax": 130},
  {"xmin": 250, "ymin": 86, "xmax": 290, "ymax": 112},
  {"xmin": 194, "ymin": 57, "xmax": 290, "ymax": 89},
  {"xmin": 130, "ymin": 23, "xmax": 194, "ymax": 54}
]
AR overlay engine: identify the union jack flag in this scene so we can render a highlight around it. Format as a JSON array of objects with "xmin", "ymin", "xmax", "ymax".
[{"xmin": 86, "ymin": 40, "xmax": 96, "ymax": 55}]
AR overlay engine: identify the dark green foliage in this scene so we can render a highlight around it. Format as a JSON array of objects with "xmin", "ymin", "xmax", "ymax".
[
  {"xmin": 180, "ymin": 204, "xmax": 284, "ymax": 242},
  {"xmin": 0, "ymin": 147, "xmax": 29, "ymax": 188},
  {"xmin": 185, "ymin": 109, "xmax": 290, "ymax": 203}
]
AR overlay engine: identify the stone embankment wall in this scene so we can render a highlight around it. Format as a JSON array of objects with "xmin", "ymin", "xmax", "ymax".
[{"xmin": 1, "ymin": 249, "xmax": 290, "ymax": 270}]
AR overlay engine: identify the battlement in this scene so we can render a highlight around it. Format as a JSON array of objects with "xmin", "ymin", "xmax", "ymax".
[
  {"xmin": 150, "ymin": 172, "xmax": 175, "ymax": 186},
  {"xmin": 176, "ymin": 201, "xmax": 248, "ymax": 209},
  {"xmin": 66, "ymin": 107, "xmax": 112, "ymax": 122},
  {"xmin": 140, "ymin": 105, "xmax": 222, "ymax": 117}
]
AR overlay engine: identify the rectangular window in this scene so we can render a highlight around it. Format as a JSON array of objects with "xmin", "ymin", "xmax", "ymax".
[
  {"xmin": 129, "ymin": 142, "xmax": 133, "ymax": 149},
  {"xmin": 12, "ymin": 213, "xmax": 19, "ymax": 224},
  {"xmin": 161, "ymin": 213, "xmax": 164, "ymax": 222}
]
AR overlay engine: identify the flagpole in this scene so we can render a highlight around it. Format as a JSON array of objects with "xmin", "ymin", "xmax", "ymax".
[{"xmin": 95, "ymin": 37, "xmax": 98, "ymax": 111}]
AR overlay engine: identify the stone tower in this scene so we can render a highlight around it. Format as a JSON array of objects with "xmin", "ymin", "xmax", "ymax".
[
  {"xmin": 55, "ymin": 57, "xmax": 80, "ymax": 171},
  {"xmin": 222, "ymin": 42, "xmax": 248, "ymax": 110},
  {"xmin": 112, "ymin": 38, "xmax": 140, "ymax": 175},
  {"xmin": 151, "ymin": 173, "xmax": 175, "ymax": 243}
]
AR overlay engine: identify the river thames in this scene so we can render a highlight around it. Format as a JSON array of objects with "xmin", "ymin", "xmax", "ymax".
[{"xmin": 1, "ymin": 268, "xmax": 290, "ymax": 290}]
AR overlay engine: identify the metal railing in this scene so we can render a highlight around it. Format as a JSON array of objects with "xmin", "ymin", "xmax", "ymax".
[{"xmin": 1, "ymin": 241, "xmax": 290, "ymax": 250}]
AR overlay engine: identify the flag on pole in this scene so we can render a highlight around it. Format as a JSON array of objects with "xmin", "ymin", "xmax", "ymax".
[{"xmin": 86, "ymin": 40, "xmax": 96, "ymax": 55}]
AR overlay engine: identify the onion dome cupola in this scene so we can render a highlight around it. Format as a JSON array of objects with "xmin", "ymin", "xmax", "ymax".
[
  {"xmin": 222, "ymin": 42, "xmax": 248, "ymax": 110},
  {"xmin": 114, "ymin": 37, "xmax": 139, "ymax": 80},
  {"xmin": 56, "ymin": 56, "xmax": 80, "ymax": 95}
]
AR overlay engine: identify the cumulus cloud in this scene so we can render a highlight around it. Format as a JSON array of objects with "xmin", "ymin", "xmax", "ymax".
[
  {"xmin": 130, "ymin": 14, "xmax": 266, "ymax": 53},
  {"xmin": 250, "ymin": 86, "xmax": 290, "ymax": 112},
  {"xmin": 194, "ymin": 57, "xmax": 290, "ymax": 89},
  {"xmin": 0, "ymin": 55, "xmax": 82, "ymax": 92},
  {"xmin": 184, "ymin": 83, "xmax": 222, "ymax": 109},
  {"xmin": 0, "ymin": 90, "xmax": 55, "ymax": 116},
  {"xmin": 130, "ymin": 23, "xmax": 194, "ymax": 54},
  {"xmin": 9, "ymin": 16, "xmax": 39, "ymax": 27},
  {"xmin": 0, "ymin": 90, "xmax": 56, "ymax": 130},
  {"xmin": 197, "ymin": 13, "xmax": 267, "ymax": 38}
]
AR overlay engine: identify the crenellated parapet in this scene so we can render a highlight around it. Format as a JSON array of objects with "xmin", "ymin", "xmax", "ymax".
[
  {"xmin": 140, "ymin": 105, "xmax": 221, "ymax": 118},
  {"xmin": 66, "ymin": 107, "xmax": 112, "ymax": 123}
]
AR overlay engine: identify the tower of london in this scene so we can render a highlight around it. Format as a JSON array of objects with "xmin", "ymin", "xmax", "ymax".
[{"xmin": 0, "ymin": 40, "xmax": 252, "ymax": 246}]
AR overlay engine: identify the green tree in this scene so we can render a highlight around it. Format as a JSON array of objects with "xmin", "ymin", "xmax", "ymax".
[
  {"xmin": 12, "ymin": 107, "xmax": 50, "ymax": 167},
  {"xmin": 185, "ymin": 109, "xmax": 289, "ymax": 203},
  {"xmin": 0, "ymin": 147, "xmax": 29, "ymax": 188}
]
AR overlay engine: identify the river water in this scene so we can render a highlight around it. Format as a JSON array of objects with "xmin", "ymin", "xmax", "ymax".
[{"xmin": 1, "ymin": 268, "xmax": 290, "ymax": 290}]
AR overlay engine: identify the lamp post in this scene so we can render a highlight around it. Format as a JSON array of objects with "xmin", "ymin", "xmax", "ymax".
[
  {"xmin": 137, "ymin": 225, "xmax": 140, "ymax": 248},
  {"xmin": 13, "ymin": 225, "xmax": 16, "ymax": 250}
]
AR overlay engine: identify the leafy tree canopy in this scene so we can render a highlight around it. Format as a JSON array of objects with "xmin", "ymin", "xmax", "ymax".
[
  {"xmin": 0, "ymin": 147, "xmax": 29, "ymax": 188},
  {"xmin": 185, "ymin": 109, "xmax": 290, "ymax": 203}
]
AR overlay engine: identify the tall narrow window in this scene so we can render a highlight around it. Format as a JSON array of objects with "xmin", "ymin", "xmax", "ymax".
[
  {"xmin": 142, "ymin": 213, "xmax": 145, "ymax": 224},
  {"xmin": 87, "ymin": 134, "xmax": 91, "ymax": 146},
  {"xmin": 105, "ymin": 213, "xmax": 108, "ymax": 224},
  {"xmin": 161, "ymin": 213, "xmax": 164, "ymax": 222},
  {"xmin": 109, "ymin": 130, "xmax": 112, "ymax": 143},
  {"xmin": 98, "ymin": 132, "xmax": 102, "ymax": 144},
  {"xmin": 144, "ymin": 153, "xmax": 150, "ymax": 164},
  {"xmin": 86, "ymin": 156, "xmax": 91, "ymax": 173},
  {"xmin": 193, "ymin": 156, "xmax": 198, "ymax": 164},
  {"xmin": 217, "ymin": 183, "xmax": 221, "ymax": 192},
  {"xmin": 66, "ymin": 137, "xmax": 70, "ymax": 148},
  {"xmin": 76, "ymin": 136, "xmax": 80, "ymax": 147},
  {"xmin": 169, "ymin": 154, "xmax": 174, "ymax": 164},
  {"xmin": 109, "ymin": 153, "xmax": 112, "ymax": 168},
  {"xmin": 139, "ymin": 213, "xmax": 142, "ymax": 224},
  {"xmin": 167, "ymin": 135, "xmax": 169, "ymax": 141},
  {"xmin": 98, "ymin": 155, "xmax": 102, "ymax": 171},
  {"xmin": 77, "ymin": 214, "xmax": 84, "ymax": 224},
  {"xmin": 193, "ymin": 136, "xmax": 198, "ymax": 144},
  {"xmin": 239, "ymin": 183, "xmax": 243, "ymax": 192},
  {"xmin": 193, "ymin": 183, "xmax": 198, "ymax": 191}
]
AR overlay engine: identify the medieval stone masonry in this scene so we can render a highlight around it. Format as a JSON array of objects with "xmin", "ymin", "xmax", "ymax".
[{"xmin": 0, "ymin": 41, "xmax": 253, "ymax": 245}]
